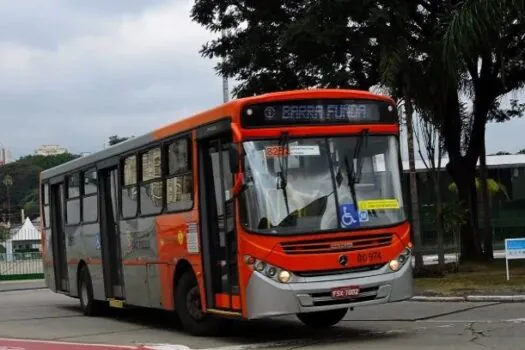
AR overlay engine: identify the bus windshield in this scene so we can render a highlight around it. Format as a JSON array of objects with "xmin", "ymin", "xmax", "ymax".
[{"xmin": 239, "ymin": 135, "xmax": 406, "ymax": 235}]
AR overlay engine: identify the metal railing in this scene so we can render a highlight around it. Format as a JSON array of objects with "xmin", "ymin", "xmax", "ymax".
[{"xmin": 0, "ymin": 227, "xmax": 44, "ymax": 280}]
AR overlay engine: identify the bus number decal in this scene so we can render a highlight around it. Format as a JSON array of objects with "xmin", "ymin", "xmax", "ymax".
[
  {"xmin": 357, "ymin": 251, "xmax": 382, "ymax": 264},
  {"xmin": 186, "ymin": 222, "xmax": 199, "ymax": 254}
]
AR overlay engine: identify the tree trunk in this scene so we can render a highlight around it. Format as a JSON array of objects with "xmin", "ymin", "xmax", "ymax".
[
  {"xmin": 446, "ymin": 158, "xmax": 483, "ymax": 262},
  {"xmin": 432, "ymin": 172, "xmax": 445, "ymax": 269},
  {"xmin": 479, "ymin": 138, "xmax": 493, "ymax": 260},
  {"xmin": 404, "ymin": 94, "xmax": 424, "ymax": 269}
]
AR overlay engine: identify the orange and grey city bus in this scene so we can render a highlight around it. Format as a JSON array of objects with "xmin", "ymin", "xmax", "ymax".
[{"xmin": 40, "ymin": 89, "xmax": 413, "ymax": 335}]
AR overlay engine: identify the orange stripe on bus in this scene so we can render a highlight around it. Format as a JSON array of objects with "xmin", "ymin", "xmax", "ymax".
[
  {"xmin": 214, "ymin": 293, "xmax": 231, "ymax": 309},
  {"xmin": 232, "ymin": 295, "xmax": 241, "ymax": 310}
]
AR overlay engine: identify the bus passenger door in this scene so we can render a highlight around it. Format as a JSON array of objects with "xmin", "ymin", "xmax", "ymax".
[
  {"xmin": 98, "ymin": 166, "xmax": 125, "ymax": 300},
  {"xmin": 198, "ymin": 124, "xmax": 240, "ymax": 313},
  {"xmin": 50, "ymin": 182, "xmax": 69, "ymax": 292}
]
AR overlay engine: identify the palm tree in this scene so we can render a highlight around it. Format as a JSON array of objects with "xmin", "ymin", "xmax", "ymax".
[{"xmin": 442, "ymin": 0, "xmax": 525, "ymax": 260}]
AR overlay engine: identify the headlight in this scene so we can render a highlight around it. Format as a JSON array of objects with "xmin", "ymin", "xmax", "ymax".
[
  {"xmin": 389, "ymin": 246, "xmax": 412, "ymax": 272},
  {"xmin": 389, "ymin": 259, "xmax": 401, "ymax": 271},
  {"xmin": 244, "ymin": 255, "xmax": 292, "ymax": 283},
  {"xmin": 278, "ymin": 270, "xmax": 291, "ymax": 283}
]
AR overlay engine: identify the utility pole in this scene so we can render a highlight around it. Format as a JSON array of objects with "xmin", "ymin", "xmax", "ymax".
[
  {"xmin": 3, "ymin": 175, "xmax": 13, "ymax": 227},
  {"xmin": 222, "ymin": 30, "xmax": 229, "ymax": 103},
  {"xmin": 402, "ymin": 94, "xmax": 424, "ymax": 270}
]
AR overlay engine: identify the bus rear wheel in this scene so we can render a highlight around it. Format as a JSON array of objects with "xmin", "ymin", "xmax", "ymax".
[
  {"xmin": 297, "ymin": 308, "xmax": 348, "ymax": 328},
  {"xmin": 175, "ymin": 272, "xmax": 220, "ymax": 336},
  {"xmin": 78, "ymin": 265, "xmax": 103, "ymax": 316}
]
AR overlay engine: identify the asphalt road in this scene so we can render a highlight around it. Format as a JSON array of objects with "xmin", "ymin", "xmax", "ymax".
[{"xmin": 1, "ymin": 288, "xmax": 525, "ymax": 349}]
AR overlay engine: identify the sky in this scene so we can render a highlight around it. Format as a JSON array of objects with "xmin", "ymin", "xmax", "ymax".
[{"xmin": 0, "ymin": 0, "xmax": 523, "ymax": 159}]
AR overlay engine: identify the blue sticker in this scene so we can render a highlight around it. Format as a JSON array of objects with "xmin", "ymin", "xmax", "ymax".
[
  {"xmin": 340, "ymin": 204, "xmax": 360, "ymax": 228},
  {"xmin": 359, "ymin": 210, "xmax": 369, "ymax": 223},
  {"xmin": 95, "ymin": 233, "xmax": 101, "ymax": 250}
]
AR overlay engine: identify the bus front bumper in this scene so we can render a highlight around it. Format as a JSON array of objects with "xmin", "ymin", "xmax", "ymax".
[{"xmin": 245, "ymin": 261, "xmax": 412, "ymax": 319}]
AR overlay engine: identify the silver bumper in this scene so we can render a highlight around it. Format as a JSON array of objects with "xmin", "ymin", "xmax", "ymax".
[{"xmin": 245, "ymin": 261, "xmax": 413, "ymax": 319}]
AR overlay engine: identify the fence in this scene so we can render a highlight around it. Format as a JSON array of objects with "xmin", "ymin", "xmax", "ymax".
[
  {"xmin": 0, "ymin": 226, "xmax": 44, "ymax": 281},
  {"xmin": 404, "ymin": 163, "xmax": 525, "ymax": 254}
]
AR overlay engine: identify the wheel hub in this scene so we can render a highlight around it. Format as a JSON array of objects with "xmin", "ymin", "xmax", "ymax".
[
  {"xmin": 186, "ymin": 286, "xmax": 204, "ymax": 321},
  {"xmin": 81, "ymin": 282, "xmax": 89, "ymax": 307}
]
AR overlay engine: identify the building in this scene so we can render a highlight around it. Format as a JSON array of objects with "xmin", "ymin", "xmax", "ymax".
[
  {"xmin": 402, "ymin": 154, "xmax": 525, "ymax": 252},
  {"xmin": 34, "ymin": 144, "xmax": 68, "ymax": 156},
  {"xmin": 0, "ymin": 146, "xmax": 12, "ymax": 166}
]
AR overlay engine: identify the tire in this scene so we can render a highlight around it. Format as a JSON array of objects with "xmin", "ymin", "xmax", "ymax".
[
  {"xmin": 78, "ymin": 265, "xmax": 104, "ymax": 316},
  {"xmin": 297, "ymin": 308, "xmax": 348, "ymax": 328},
  {"xmin": 175, "ymin": 272, "xmax": 220, "ymax": 336}
]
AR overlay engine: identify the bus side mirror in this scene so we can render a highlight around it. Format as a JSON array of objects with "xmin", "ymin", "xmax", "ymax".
[{"xmin": 229, "ymin": 144, "xmax": 240, "ymax": 174}]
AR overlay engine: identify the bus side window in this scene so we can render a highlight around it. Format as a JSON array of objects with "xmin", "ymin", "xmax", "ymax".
[
  {"xmin": 166, "ymin": 137, "xmax": 193, "ymax": 212},
  {"xmin": 140, "ymin": 147, "xmax": 163, "ymax": 215},
  {"xmin": 82, "ymin": 168, "xmax": 98, "ymax": 223},
  {"xmin": 121, "ymin": 155, "xmax": 138, "ymax": 218},
  {"xmin": 66, "ymin": 173, "xmax": 81, "ymax": 225}
]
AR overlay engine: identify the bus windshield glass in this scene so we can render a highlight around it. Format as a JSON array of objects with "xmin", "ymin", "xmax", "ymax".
[{"xmin": 239, "ymin": 135, "xmax": 406, "ymax": 235}]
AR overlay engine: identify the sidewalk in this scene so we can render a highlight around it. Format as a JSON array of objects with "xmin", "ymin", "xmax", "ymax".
[{"xmin": 0, "ymin": 279, "xmax": 46, "ymax": 293}]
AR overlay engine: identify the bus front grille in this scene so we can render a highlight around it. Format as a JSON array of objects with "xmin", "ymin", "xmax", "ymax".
[
  {"xmin": 294, "ymin": 264, "xmax": 385, "ymax": 277},
  {"xmin": 280, "ymin": 234, "xmax": 393, "ymax": 255}
]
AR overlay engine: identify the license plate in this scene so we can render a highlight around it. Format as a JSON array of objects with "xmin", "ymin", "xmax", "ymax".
[{"xmin": 331, "ymin": 286, "xmax": 360, "ymax": 299}]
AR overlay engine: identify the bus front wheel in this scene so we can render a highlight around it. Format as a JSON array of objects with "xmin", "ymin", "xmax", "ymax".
[
  {"xmin": 297, "ymin": 308, "xmax": 348, "ymax": 328},
  {"xmin": 78, "ymin": 265, "xmax": 103, "ymax": 316},
  {"xmin": 175, "ymin": 272, "xmax": 220, "ymax": 336}
]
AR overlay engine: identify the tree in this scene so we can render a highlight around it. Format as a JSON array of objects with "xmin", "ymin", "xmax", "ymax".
[
  {"xmin": 0, "ymin": 153, "xmax": 80, "ymax": 222},
  {"xmin": 108, "ymin": 135, "xmax": 129, "ymax": 146},
  {"xmin": 442, "ymin": 0, "xmax": 525, "ymax": 260},
  {"xmin": 191, "ymin": 0, "xmax": 382, "ymax": 97},
  {"xmin": 519, "ymin": 149, "xmax": 525, "ymax": 154},
  {"xmin": 192, "ymin": 0, "xmax": 525, "ymax": 262},
  {"xmin": 414, "ymin": 111, "xmax": 446, "ymax": 269},
  {"xmin": 380, "ymin": 0, "xmax": 525, "ymax": 261}
]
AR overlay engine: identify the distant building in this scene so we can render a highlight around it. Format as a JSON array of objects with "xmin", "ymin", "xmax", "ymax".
[
  {"xmin": 35, "ymin": 144, "xmax": 68, "ymax": 156},
  {"xmin": 0, "ymin": 146, "xmax": 13, "ymax": 166}
]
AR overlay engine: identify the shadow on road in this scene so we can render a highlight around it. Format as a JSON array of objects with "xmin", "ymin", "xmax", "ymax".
[{"xmin": 57, "ymin": 304, "xmax": 406, "ymax": 347}]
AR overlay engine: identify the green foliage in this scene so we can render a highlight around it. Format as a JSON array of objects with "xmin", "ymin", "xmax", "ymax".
[
  {"xmin": 192, "ymin": 0, "xmax": 525, "ymax": 262},
  {"xmin": 518, "ymin": 149, "xmax": 525, "ymax": 154},
  {"xmin": 191, "ymin": 0, "xmax": 382, "ymax": 97},
  {"xmin": 0, "ymin": 226, "xmax": 9, "ymax": 241},
  {"xmin": 448, "ymin": 178, "xmax": 510, "ymax": 199},
  {"xmin": 0, "ymin": 153, "xmax": 80, "ymax": 221},
  {"xmin": 426, "ymin": 200, "xmax": 468, "ymax": 237},
  {"xmin": 108, "ymin": 135, "xmax": 129, "ymax": 146}
]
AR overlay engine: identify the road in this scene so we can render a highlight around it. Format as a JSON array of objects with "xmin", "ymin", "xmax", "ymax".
[{"xmin": 1, "ymin": 289, "xmax": 525, "ymax": 349}]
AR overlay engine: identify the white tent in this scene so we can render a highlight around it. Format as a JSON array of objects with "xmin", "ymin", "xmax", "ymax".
[
  {"xmin": 10, "ymin": 217, "xmax": 41, "ymax": 242},
  {"xmin": 3, "ymin": 218, "xmax": 41, "ymax": 262}
]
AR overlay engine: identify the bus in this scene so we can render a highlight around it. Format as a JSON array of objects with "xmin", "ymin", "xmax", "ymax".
[{"xmin": 39, "ymin": 89, "xmax": 412, "ymax": 336}]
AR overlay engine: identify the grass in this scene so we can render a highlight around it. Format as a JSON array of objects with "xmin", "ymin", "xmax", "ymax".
[{"xmin": 414, "ymin": 259, "xmax": 525, "ymax": 296}]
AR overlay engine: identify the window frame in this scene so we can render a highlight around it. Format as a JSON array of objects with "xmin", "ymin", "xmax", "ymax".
[
  {"xmin": 139, "ymin": 146, "xmax": 164, "ymax": 216},
  {"xmin": 81, "ymin": 167, "xmax": 99, "ymax": 224},
  {"xmin": 164, "ymin": 136, "xmax": 194, "ymax": 213},
  {"xmin": 65, "ymin": 172, "xmax": 81, "ymax": 226},
  {"xmin": 120, "ymin": 154, "xmax": 139, "ymax": 219}
]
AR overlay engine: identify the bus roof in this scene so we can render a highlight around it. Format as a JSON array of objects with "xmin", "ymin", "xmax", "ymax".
[{"xmin": 41, "ymin": 89, "xmax": 394, "ymax": 180}]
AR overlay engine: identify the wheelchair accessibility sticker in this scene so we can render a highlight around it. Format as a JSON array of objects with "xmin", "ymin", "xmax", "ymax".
[{"xmin": 340, "ymin": 204, "xmax": 369, "ymax": 228}]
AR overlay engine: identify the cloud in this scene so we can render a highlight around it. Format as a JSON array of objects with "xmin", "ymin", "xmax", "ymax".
[{"xmin": 0, "ymin": 0, "xmax": 224, "ymax": 157}]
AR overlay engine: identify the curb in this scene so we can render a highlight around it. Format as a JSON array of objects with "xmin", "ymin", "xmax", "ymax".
[
  {"xmin": 0, "ymin": 286, "xmax": 47, "ymax": 293},
  {"xmin": 412, "ymin": 295, "xmax": 525, "ymax": 302}
]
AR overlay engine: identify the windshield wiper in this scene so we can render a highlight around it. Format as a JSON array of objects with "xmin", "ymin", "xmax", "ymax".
[
  {"xmin": 277, "ymin": 132, "xmax": 291, "ymax": 215},
  {"xmin": 344, "ymin": 130, "xmax": 369, "ymax": 207}
]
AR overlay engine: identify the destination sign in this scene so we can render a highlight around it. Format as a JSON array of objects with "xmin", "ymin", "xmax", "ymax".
[{"xmin": 241, "ymin": 99, "xmax": 397, "ymax": 128}]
